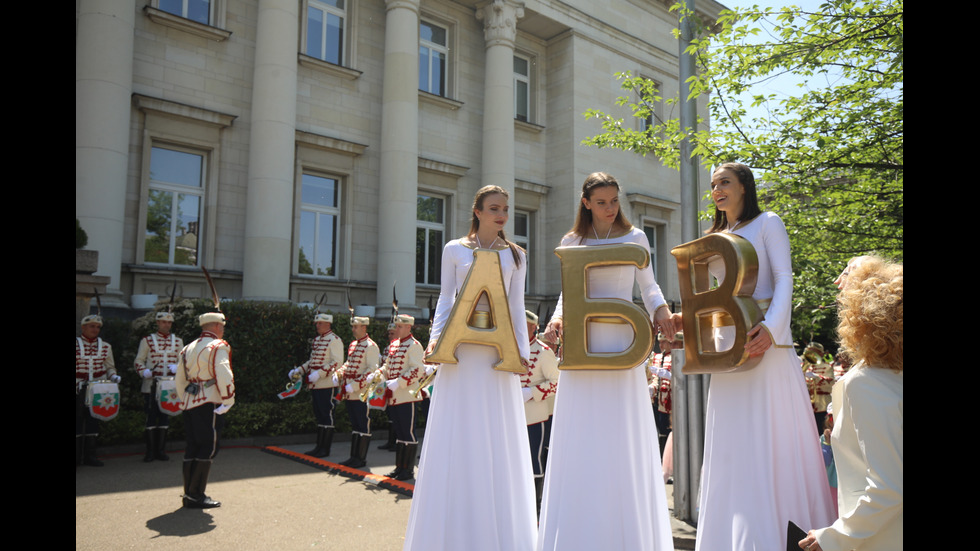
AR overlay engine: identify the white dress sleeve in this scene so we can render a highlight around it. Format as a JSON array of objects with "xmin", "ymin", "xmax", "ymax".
[
  {"xmin": 429, "ymin": 241, "xmax": 459, "ymax": 344},
  {"xmin": 759, "ymin": 213, "xmax": 793, "ymax": 345},
  {"xmin": 509, "ymin": 248, "xmax": 530, "ymax": 360},
  {"xmin": 630, "ymin": 230, "xmax": 668, "ymax": 320},
  {"xmin": 550, "ymin": 234, "xmax": 579, "ymax": 321}
]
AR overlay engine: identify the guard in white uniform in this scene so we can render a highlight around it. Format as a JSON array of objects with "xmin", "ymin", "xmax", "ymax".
[
  {"xmin": 176, "ymin": 312, "xmax": 235, "ymax": 509},
  {"xmin": 289, "ymin": 313, "xmax": 344, "ymax": 457},
  {"xmin": 134, "ymin": 311, "xmax": 183, "ymax": 462},
  {"xmin": 520, "ymin": 310, "xmax": 559, "ymax": 513},
  {"xmin": 373, "ymin": 314, "xmax": 424, "ymax": 480},
  {"xmin": 338, "ymin": 316, "xmax": 379, "ymax": 468},
  {"xmin": 75, "ymin": 314, "xmax": 119, "ymax": 467}
]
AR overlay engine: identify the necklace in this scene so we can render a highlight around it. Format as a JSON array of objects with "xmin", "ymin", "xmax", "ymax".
[
  {"xmin": 476, "ymin": 234, "xmax": 499, "ymax": 250},
  {"xmin": 592, "ymin": 224, "xmax": 613, "ymax": 240}
]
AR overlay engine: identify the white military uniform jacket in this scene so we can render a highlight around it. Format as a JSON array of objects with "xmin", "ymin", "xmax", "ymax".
[
  {"xmin": 300, "ymin": 330, "xmax": 344, "ymax": 389},
  {"xmin": 176, "ymin": 331, "xmax": 235, "ymax": 410},
  {"xmin": 134, "ymin": 332, "xmax": 184, "ymax": 393},
  {"xmin": 378, "ymin": 336, "xmax": 424, "ymax": 405},
  {"xmin": 521, "ymin": 338, "xmax": 559, "ymax": 425},
  {"xmin": 340, "ymin": 335, "xmax": 379, "ymax": 400},
  {"xmin": 76, "ymin": 337, "xmax": 116, "ymax": 386}
]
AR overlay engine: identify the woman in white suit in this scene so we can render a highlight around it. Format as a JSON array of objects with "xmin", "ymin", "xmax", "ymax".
[{"xmin": 800, "ymin": 257, "xmax": 903, "ymax": 551}]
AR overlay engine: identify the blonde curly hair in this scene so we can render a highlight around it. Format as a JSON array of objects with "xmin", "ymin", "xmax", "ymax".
[{"xmin": 836, "ymin": 256, "xmax": 903, "ymax": 372}]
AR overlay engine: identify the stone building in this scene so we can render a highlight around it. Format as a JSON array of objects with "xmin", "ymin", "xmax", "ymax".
[{"xmin": 76, "ymin": 0, "xmax": 719, "ymax": 319}]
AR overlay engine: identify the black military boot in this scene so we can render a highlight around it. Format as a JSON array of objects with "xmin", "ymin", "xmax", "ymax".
[
  {"xmin": 155, "ymin": 428, "xmax": 170, "ymax": 461},
  {"xmin": 386, "ymin": 442, "xmax": 405, "ymax": 478},
  {"xmin": 83, "ymin": 435, "xmax": 104, "ymax": 467},
  {"xmin": 143, "ymin": 429, "xmax": 155, "ymax": 462},
  {"xmin": 343, "ymin": 433, "xmax": 371, "ymax": 469},
  {"xmin": 379, "ymin": 428, "xmax": 396, "ymax": 451},
  {"xmin": 396, "ymin": 442, "xmax": 418, "ymax": 481},
  {"xmin": 304, "ymin": 426, "xmax": 325, "ymax": 456},
  {"xmin": 182, "ymin": 460, "xmax": 196, "ymax": 507},
  {"xmin": 535, "ymin": 476, "xmax": 545, "ymax": 517},
  {"xmin": 321, "ymin": 427, "xmax": 335, "ymax": 457},
  {"xmin": 185, "ymin": 460, "xmax": 221, "ymax": 509},
  {"xmin": 339, "ymin": 433, "xmax": 361, "ymax": 467}
]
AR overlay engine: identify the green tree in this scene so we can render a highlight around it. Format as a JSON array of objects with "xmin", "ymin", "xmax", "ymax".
[{"xmin": 583, "ymin": 0, "xmax": 902, "ymax": 345}]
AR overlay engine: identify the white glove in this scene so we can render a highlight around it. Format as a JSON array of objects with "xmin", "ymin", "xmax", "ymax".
[
  {"xmin": 168, "ymin": 364, "xmax": 178, "ymax": 375},
  {"xmin": 110, "ymin": 374, "xmax": 122, "ymax": 383},
  {"xmin": 344, "ymin": 383, "xmax": 353, "ymax": 393},
  {"xmin": 214, "ymin": 404, "xmax": 232, "ymax": 415},
  {"xmin": 331, "ymin": 373, "xmax": 340, "ymax": 385},
  {"xmin": 141, "ymin": 368, "xmax": 153, "ymax": 379},
  {"xmin": 288, "ymin": 368, "xmax": 300, "ymax": 379},
  {"xmin": 522, "ymin": 387, "xmax": 533, "ymax": 402},
  {"xmin": 652, "ymin": 367, "xmax": 672, "ymax": 380},
  {"xmin": 308, "ymin": 370, "xmax": 321, "ymax": 383},
  {"xmin": 805, "ymin": 371, "xmax": 819, "ymax": 380},
  {"xmin": 425, "ymin": 365, "xmax": 436, "ymax": 376},
  {"xmin": 387, "ymin": 379, "xmax": 400, "ymax": 391}
]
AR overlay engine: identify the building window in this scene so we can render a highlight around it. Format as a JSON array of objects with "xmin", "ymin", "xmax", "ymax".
[
  {"xmin": 305, "ymin": 0, "xmax": 346, "ymax": 66},
  {"xmin": 643, "ymin": 224, "xmax": 660, "ymax": 280},
  {"xmin": 158, "ymin": 0, "xmax": 210, "ymax": 24},
  {"xmin": 514, "ymin": 209, "xmax": 531, "ymax": 289},
  {"xmin": 514, "ymin": 55, "xmax": 530, "ymax": 122},
  {"xmin": 416, "ymin": 194, "xmax": 445, "ymax": 285},
  {"xmin": 145, "ymin": 146, "xmax": 204, "ymax": 266},
  {"xmin": 298, "ymin": 173, "xmax": 340, "ymax": 277},
  {"xmin": 419, "ymin": 20, "xmax": 448, "ymax": 97}
]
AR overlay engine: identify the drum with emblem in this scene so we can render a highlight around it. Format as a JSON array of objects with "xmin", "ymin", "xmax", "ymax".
[
  {"xmin": 155, "ymin": 376, "xmax": 184, "ymax": 416},
  {"xmin": 85, "ymin": 380, "xmax": 120, "ymax": 421}
]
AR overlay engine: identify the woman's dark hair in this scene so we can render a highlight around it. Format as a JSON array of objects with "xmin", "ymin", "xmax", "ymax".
[
  {"xmin": 468, "ymin": 185, "xmax": 524, "ymax": 266},
  {"xmin": 569, "ymin": 172, "xmax": 633, "ymax": 239},
  {"xmin": 707, "ymin": 162, "xmax": 763, "ymax": 234}
]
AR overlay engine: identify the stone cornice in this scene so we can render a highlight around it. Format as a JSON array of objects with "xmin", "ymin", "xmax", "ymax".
[
  {"xmin": 143, "ymin": 6, "xmax": 232, "ymax": 41},
  {"xmin": 296, "ymin": 131, "xmax": 368, "ymax": 157},
  {"xmin": 133, "ymin": 94, "xmax": 237, "ymax": 128}
]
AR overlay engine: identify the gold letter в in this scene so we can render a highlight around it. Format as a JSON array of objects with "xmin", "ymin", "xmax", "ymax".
[
  {"xmin": 555, "ymin": 243, "xmax": 654, "ymax": 371},
  {"xmin": 424, "ymin": 249, "xmax": 524, "ymax": 373},
  {"xmin": 670, "ymin": 233, "xmax": 764, "ymax": 374}
]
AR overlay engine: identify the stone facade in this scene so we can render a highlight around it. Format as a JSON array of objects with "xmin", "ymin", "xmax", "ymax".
[{"xmin": 76, "ymin": 0, "xmax": 720, "ymax": 317}]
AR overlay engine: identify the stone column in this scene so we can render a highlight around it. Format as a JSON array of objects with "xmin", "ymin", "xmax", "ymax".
[
  {"xmin": 76, "ymin": 0, "xmax": 135, "ymax": 298},
  {"xmin": 476, "ymin": 0, "xmax": 524, "ymax": 237},
  {"xmin": 376, "ymin": 0, "xmax": 421, "ymax": 314},
  {"xmin": 242, "ymin": 0, "xmax": 299, "ymax": 301}
]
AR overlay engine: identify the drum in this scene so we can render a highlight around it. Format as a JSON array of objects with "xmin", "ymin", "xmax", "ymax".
[
  {"xmin": 155, "ymin": 377, "xmax": 184, "ymax": 416},
  {"xmin": 86, "ymin": 381, "xmax": 120, "ymax": 421}
]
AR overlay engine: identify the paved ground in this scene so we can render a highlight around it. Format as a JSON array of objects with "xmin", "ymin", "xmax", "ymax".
[{"xmin": 76, "ymin": 433, "xmax": 697, "ymax": 550}]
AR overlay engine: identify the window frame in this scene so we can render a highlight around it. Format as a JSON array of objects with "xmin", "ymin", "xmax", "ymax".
[
  {"xmin": 301, "ymin": 0, "xmax": 349, "ymax": 67},
  {"xmin": 138, "ymin": 141, "xmax": 211, "ymax": 268},
  {"xmin": 296, "ymin": 171, "xmax": 343, "ymax": 279},
  {"xmin": 416, "ymin": 193, "xmax": 447, "ymax": 286},
  {"xmin": 419, "ymin": 18, "xmax": 450, "ymax": 98},
  {"xmin": 513, "ymin": 53, "xmax": 531, "ymax": 123}
]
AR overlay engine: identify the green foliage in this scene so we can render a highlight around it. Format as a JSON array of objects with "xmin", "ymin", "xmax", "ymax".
[
  {"xmin": 76, "ymin": 219, "xmax": 88, "ymax": 249},
  {"xmin": 582, "ymin": 0, "xmax": 903, "ymax": 347},
  {"xmin": 101, "ymin": 300, "xmax": 432, "ymax": 444}
]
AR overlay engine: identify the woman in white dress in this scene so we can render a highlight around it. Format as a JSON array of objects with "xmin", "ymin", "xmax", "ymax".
[
  {"xmin": 798, "ymin": 257, "xmax": 903, "ymax": 551},
  {"xmin": 403, "ymin": 185, "xmax": 536, "ymax": 551},
  {"xmin": 539, "ymin": 172, "xmax": 677, "ymax": 551},
  {"xmin": 693, "ymin": 162, "xmax": 835, "ymax": 550}
]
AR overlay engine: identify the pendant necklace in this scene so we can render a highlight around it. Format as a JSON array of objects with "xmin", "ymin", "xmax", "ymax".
[
  {"xmin": 592, "ymin": 224, "xmax": 613, "ymax": 240},
  {"xmin": 476, "ymin": 235, "xmax": 498, "ymax": 250}
]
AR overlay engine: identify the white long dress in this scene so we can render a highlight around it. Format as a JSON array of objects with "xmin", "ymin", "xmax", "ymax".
[
  {"xmin": 404, "ymin": 239, "xmax": 536, "ymax": 551},
  {"xmin": 537, "ymin": 228, "xmax": 674, "ymax": 551},
  {"xmin": 696, "ymin": 212, "xmax": 836, "ymax": 550}
]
